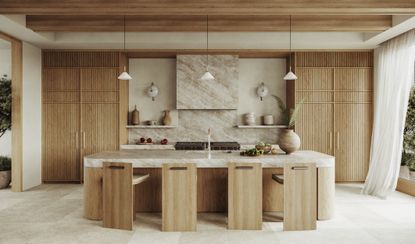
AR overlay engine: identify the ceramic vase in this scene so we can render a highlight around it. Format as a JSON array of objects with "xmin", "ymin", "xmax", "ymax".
[
  {"xmin": 278, "ymin": 129, "xmax": 301, "ymax": 154},
  {"xmin": 131, "ymin": 105, "xmax": 140, "ymax": 125},
  {"xmin": 163, "ymin": 110, "xmax": 172, "ymax": 126}
]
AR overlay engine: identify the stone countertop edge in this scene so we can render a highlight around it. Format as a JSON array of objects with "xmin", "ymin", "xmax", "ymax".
[{"xmin": 84, "ymin": 150, "xmax": 334, "ymax": 168}]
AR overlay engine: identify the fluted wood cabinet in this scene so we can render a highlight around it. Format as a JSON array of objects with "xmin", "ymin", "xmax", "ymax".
[
  {"xmin": 294, "ymin": 52, "xmax": 373, "ymax": 182},
  {"xmin": 42, "ymin": 51, "xmax": 125, "ymax": 182}
]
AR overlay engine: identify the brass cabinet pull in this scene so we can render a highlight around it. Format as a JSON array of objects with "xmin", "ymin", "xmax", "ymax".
[
  {"xmin": 82, "ymin": 131, "xmax": 86, "ymax": 149},
  {"xmin": 75, "ymin": 131, "xmax": 79, "ymax": 149},
  {"xmin": 329, "ymin": 132, "xmax": 333, "ymax": 150},
  {"xmin": 336, "ymin": 131, "xmax": 340, "ymax": 149},
  {"xmin": 169, "ymin": 167, "xmax": 187, "ymax": 170},
  {"xmin": 235, "ymin": 166, "xmax": 254, "ymax": 170},
  {"xmin": 291, "ymin": 166, "xmax": 309, "ymax": 170}
]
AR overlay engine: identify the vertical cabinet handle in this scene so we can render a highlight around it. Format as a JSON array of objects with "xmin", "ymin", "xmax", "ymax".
[
  {"xmin": 82, "ymin": 131, "xmax": 86, "ymax": 149},
  {"xmin": 329, "ymin": 132, "xmax": 333, "ymax": 150},
  {"xmin": 75, "ymin": 131, "xmax": 79, "ymax": 149},
  {"xmin": 336, "ymin": 131, "xmax": 340, "ymax": 149}
]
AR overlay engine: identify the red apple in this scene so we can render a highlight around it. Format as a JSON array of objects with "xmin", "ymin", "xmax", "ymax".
[
  {"xmin": 161, "ymin": 138, "xmax": 168, "ymax": 145},
  {"xmin": 146, "ymin": 138, "xmax": 152, "ymax": 143}
]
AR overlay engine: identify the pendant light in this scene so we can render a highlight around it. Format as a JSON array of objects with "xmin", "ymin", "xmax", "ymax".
[
  {"xmin": 200, "ymin": 15, "xmax": 215, "ymax": 81},
  {"xmin": 118, "ymin": 15, "xmax": 132, "ymax": 81},
  {"xmin": 284, "ymin": 15, "xmax": 297, "ymax": 81}
]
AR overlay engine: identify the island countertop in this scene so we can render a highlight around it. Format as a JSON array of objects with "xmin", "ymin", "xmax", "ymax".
[{"xmin": 84, "ymin": 150, "xmax": 334, "ymax": 168}]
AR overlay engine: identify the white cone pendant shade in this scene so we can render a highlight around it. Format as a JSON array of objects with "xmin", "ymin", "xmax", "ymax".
[
  {"xmin": 284, "ymin": 67, "xmax": 298, "ymax": 80},
  {"xmin": 118, "ymin": 70, "xmax": 132, "ymax": 80},
  {"xmin": 200, "ymin": 71, "xmax": 215, "ymax": 81}
]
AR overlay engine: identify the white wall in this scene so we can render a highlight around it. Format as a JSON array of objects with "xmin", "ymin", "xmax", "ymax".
[
  {"xmin": 238, "ymin": 58, "xmax": 286, "ymax": 125},
  {"xmin": 129, "ymin": 58, "xmax": 178, "ymax": 125},
  {"xmin": 0, "ymin": 43, "xmax": 11, "ymax": 157},
  {"xmin": 22, "ymin": 42, "xmax": 42, "ymax": 190}
]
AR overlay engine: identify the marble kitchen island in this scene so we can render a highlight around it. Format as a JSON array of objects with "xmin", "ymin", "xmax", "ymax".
[{"xmin": 84, "ymin": 150, "xmax": 335, "ymax": 223}]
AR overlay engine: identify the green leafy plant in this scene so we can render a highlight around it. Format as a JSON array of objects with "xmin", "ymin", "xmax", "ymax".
[
  {"xmin": 407, "ymin": 158, "xmax": 415, "ymax": 172},
  {"xmin": 402, "ymin": 86, "xmax": 415, "ymax": 165},
  {"xmin": 0, "ymin": 74, "xmax": 11, "ymax": 138},
  {"xmin": 272, "ymin": 95, "xmax": 305, "ymax": 129},
  {"xmin": 0, "ymin": 156, "xmax": 11, "ymax": 171}
]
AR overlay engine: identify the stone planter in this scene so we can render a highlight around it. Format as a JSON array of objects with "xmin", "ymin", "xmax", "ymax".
[
  {"xmin": 278, "ymin": 129, "xmax": 301, "ymax": 154},
  {"xmin": 0, "ymin": 170, "xmax": 11, "ymax": 189}
]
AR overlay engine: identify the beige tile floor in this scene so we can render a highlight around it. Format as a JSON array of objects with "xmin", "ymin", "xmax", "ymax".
[{"xmin": 0, "ymin": 184, "xmax": 415, "ymax": 244}]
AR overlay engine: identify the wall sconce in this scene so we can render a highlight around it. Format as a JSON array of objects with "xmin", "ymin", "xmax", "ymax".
[
  {"xmin": 147, "ymin": 82, "xmax": 159, "ymax": 101},
  {"xmin": 256, "ymin": 82, "xmax": 269, "ymax": 101}
]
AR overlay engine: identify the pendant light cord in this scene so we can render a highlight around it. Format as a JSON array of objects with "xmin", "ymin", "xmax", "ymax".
[
  {"xmin": 206, "ymin": 15, "xmax": 209, "ymax": 71},
  {"xmin": 289, "ymin": 15, "xmax": 292, "ymax": 69},
  {"xmin": 123, "ymin": 15, "xmax": 126, "ymax": 52}
]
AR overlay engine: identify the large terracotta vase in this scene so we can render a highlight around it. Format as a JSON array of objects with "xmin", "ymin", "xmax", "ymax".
[
  {"xmin": 278, "ymin": 129, "xmax": 301, "ymax": 154},
  {"xmin": 163, "ymin": 110, "xmax": 172, "ymax": 126},
  {"xmin": 0, "ymin": 170, "xmax": 11, "ymax": 189}
]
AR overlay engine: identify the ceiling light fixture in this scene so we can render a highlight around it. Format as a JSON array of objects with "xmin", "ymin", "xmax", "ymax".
[
  {"xmin": 118, "ymin": 15, "xmax": 132, "ymax": 81},
  {"xmin": 284, "ymin": 15, "xmax": 297, "ymax": 81},
  {"xmin": 200, "ymin": 15, "xmax": 215, "ymax": 81}
]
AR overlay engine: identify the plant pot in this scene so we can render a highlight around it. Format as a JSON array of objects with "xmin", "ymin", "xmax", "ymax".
[
  {"xmin": 278, "ymin": 129, "xmax": 301, "ymax": 154},
  {"xmin": 0, "ymin": 170, "xmax": 11, "ymax": 189},
  {"xmin": 409, "ymin": 170, "xmax": 415, "ymax": 180}
]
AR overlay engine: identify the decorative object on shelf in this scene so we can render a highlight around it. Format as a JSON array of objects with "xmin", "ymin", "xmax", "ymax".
[
  {"xmin": 162, "ymin": 110, "xmax": 172, "ymax": 126},
  {"xmin": 161, "ymin": 138, "xmax": 168, "ymax": 145},
  {"xmin": 118, "ymin": 16, "xmax": 132, "ymax": 81},
  {"xmin": 244, "ymin": 112, "xmax": 256, "ymax": 125},
  {"xmin": 256, "ymin": 82, "xmax": 269, "ymax": 101},
  {"xmin": 200, "ymin": 15, "xmax": 215, "ymax": 82},
  {"xmin": 255, "ymin": 142, "xmax": 272, "ymax": 154},
  {"xmin": 263, "ymin": 114, "xmax": 274, "ymax": 125},
  {"xmin": 272, "ymin": 94, "xmax": 305, "ymax": 154},
  {"xmin": 131, "ymin": 105, "xmax": 140, "ymax": 125},
  {"xmin": 147, "ymin": 120, "xmax": 158, "ymax": 126},
  {"xmin": 147, "ymin": 82, "xmax": 159, "ymax": 101},
  {"xmin": 284, "ymin": 15, "xmax": 297, "ymax": 81},
  {"xmin": 0, "ymin": 156, "xmax": 11, "ymax": 189}
]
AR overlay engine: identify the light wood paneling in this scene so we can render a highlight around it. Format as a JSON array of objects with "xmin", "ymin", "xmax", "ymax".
[
  {"xmin": 335, "ymin": 103, "xmax": 372, "ymax": 182},
  {"xmin": 103, "ymin": 162, "xmax": 133, "ymax": 230},
  {"xmin": 43, "ymin": 51, "xmax": 118, "ymax": 68},
  {"xmin": 228, "ymin": 163, "xmax": 262, "ymax": 230},
  {"xmin": 162, "ymin": 163, "xmax": 197, "ymax": 232},
  {"xmin": 296, "ymin": 68, "xmax": 334, "ymax": 90},
  {"xmin": 284, "ymin": 163, "xmax": 317, "ymax": 231},
  {"xmin": 26, "ymin": 15, "xmax": 392, "ymax": 32},
  {"xmin": 80, "ymin": 68, "xmax": 118, "ymax": 91},
  {"xmin": 2, "ymin": 1, "xmax": 414, "ymax": 15},
  {"xmin": 296, "ymin": 52, "xmax": 373, "ymax": 67},
  {"xmin": 296, "ymin": 103, "xmax": 334, "ymax": 156},
  {"xmin": 197, "ymin": 168, "xmax": 228, "ymax": 212},
  {"xmin": 263, "ymin": 168, "xmax": 284, "ymax": 212},
  {"xmin": 317, "ymin": 167, "xmax": 335, "ymax": 220},
  {"xmin": 42, "ymin": 103, "xmax": 80, "ymax": 181},
  {"xmin": 133, "ymin": 168, "xmax": 162, "ymax": 212},
  {"xmin": 335, "ymin": 68, "xmax": 373, "ymax": 91},
  {"xmin": 11, "ymin": 37, "xmax": 23, "ymax": 192},
  {"xmin": 84, "ymin": 167, "xmax": 103, "ymax": 220},
  {"xmin": 43, "ymin": 68, "xmax": 80, "ymax": 91},
  {"xmin": 397, "ymin": 178, "xmax": 415, "ymax": 197}
]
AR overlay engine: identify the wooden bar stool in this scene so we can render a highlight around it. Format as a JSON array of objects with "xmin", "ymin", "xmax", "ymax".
[
  {"xmin": 102, "ymin": 162, "xmax": 149, "ymax": 231},
  {"xmin": 162, "ymin": 163, "xmax": 197, "ymax": 232},
  {"xmin": 228, "ymin": 162, "xmax": 262, "ymax": 230},
  {"xmin": 283, "ymin": 163, "xmax": 317, "ymax": 231}
]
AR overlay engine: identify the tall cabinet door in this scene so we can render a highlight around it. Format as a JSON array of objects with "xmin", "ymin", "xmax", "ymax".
[
  {"xmin": 43, "ymin": 103, "xmax": 80, "ymax": 181},
  {"xmin": 295, "ymin": 68, "xmax": 335, "ymax": 156},
  {"xmin": 42, "ymin": 68, "xmax": 80, "ymax": 182}
]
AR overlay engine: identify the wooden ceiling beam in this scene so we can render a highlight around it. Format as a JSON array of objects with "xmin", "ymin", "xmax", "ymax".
[
  {"xmin": 26, "ymin": 15, "xmax": 392, "ymax": 32},
  {"xmin": 1, "ymin": 0, "xmax": 415, "ymax": 15}
]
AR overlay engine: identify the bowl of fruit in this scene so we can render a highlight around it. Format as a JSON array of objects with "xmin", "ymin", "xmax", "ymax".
[
  {"xmin": 255, "ymin": 142, "xmax": 272, "ymax": 154},
  {"xmin": 240, "ymin": 148, "xmax": 264, "ymax": 157}
]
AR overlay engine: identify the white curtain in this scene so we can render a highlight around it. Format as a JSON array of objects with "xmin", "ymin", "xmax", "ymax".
[{"xmin": 362, "ymin": 30, "xmax": 415, "ymax": 198}]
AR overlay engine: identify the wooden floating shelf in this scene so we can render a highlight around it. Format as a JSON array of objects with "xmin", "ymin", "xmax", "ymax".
[
  {"xmin": 235, "ymin": 125, "xmax": 288, "ymax": 129},
  {"xmin": 126, "ymin": 125, "xmax": 177, "ymax": 129}
]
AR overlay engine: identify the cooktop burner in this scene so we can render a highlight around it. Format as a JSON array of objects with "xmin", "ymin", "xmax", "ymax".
[{"xmin": 175, "ymin": 141, "xmax": 240, "ymax": 151}]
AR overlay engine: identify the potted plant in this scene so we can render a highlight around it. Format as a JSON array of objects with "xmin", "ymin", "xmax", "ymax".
[
  {"xmin": 0, "ymin": 156, "xmax": 11, "ymax": 188},
  {"xmin": 272, "ymin": 95, "xmax": 305, "ymax": 154},
  {"xmin": 402, "ymin": 86, "xmax": 415, "ymax": 177},
  {"xmin": 0, "ymin": 74, "xmax": 11, "ymax": 188}
]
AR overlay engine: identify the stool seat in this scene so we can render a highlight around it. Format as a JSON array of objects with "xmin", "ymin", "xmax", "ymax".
[
  {"xmin": 133, "ymin": 174, "xmax": 150, "ymax": 185},
  {"xmin": 272, "ymin": 174, "xmax": 284, "ymax": 184}
]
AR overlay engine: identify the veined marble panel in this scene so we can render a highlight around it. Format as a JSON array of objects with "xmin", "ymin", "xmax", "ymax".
[
  {"xmin": 176, "ymin": 55, "xmax": 238, "ymax": 109},
  {"xmin": 128, "ymin": 110, "xmax": 279, "ymax": 144}
]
